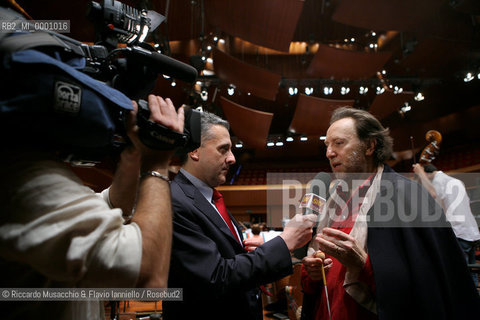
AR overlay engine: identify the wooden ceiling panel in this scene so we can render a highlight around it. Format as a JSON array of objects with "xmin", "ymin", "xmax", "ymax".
[
  {"xmin": 390, "ymin": 105, "xmax": 480, "ymax": 151},
  {"xmin": 153, "ymin": 0, "xmax": 202, "ymax": 41},
  {"xmin": 219, "ymin": 97, "xmax": 273, "ymax": 149},
  {"xmin": 289, "ymin": 94, "xmax": 354, "ymax": 135},
  {"xmin": 332, "ymin": 0, "xmax": 443, "ymax": 32},
  {"xmin": 307, "ymin": 43, "xmax": 392, "ymax": 79},
  {"xmin": 205, "ymin": 0, "xmax": 305, "ymax": 52},
  {"xmin": 213, "ymin": 49, "xmax": 281, "ymax": 101},
  {"xmin": 369, "ymin": 91, "xmax": 414, "ymax": 120},
  {"xmin": 386, "ymin": 37, "xmax": 469, "ymax": 78}
]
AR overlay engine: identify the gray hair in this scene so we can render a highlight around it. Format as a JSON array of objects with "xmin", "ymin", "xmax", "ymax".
[
  {"xmin": 330, "ymin": 107, "xmax": 393, "ymax": 165},
  {"xmin": 177, "ymin": 112, "xmax": 230, "ymax": 165},
  {"xmin": 201, "ymin": 111, "xmax": 230, "ymax": 144}
]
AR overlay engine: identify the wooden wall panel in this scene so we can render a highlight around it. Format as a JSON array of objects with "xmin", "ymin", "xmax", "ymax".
[
  {"xmin": 220, "ymin": 97, "xmax": 273, "ymax": 149},
  {"xmin": 214, "ymin": 49, "xmax": 282, "ymax": 100},
  {"xmin": 307, "ymin": 43, "xmax": 392, "ymax": 80},
  {"xmin": 289, "ymin": 94, "xmax": 354, "ymax": 135}
]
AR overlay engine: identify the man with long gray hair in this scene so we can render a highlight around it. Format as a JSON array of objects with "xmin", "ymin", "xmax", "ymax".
[{"xmin": 301, "ymin": 107, "xmax": 479, "ymax": 320}]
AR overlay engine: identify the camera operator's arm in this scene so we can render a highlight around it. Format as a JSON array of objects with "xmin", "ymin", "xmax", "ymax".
[
  {"xmin": 107, "ymin": 146, "xmax": 141, "ymax": 218},
  {"xmin": 128, "ymin": 95, "xmax": 184, "ymax": 288}
]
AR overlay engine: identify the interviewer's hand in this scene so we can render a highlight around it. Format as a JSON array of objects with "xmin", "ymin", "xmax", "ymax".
[
  {"xmin": 302, "ymin": 254, "xmax": 333, "ymax": 282},
  {"xmin": 243, "ymin": 238, "xmax": 264, "ymax": 251},
  {"xmin": 279, "ymin": 214, "xmax": 316, "ymax": 251}
]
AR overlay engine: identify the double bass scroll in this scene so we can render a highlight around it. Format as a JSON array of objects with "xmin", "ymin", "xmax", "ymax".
[{"xmin": 419, "ymin": 130, "xmax": 442, "ymax": 165}]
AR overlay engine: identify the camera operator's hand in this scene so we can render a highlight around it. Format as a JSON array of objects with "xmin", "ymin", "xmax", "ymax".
[
  {"xmin": 128, "ymin": 94, "xmax": 185, "ymax": 164},
  {"xmin": 110, "ymin": 95, "xmax": 184, "ymax": 217}
]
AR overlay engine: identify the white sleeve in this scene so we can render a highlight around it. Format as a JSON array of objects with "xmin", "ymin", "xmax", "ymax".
[
  {"xmin": 98, "ymin": 187, "xmax": 114, "ymax": 209},
  {"xmin": 0, "ymin": 158, "xmax": 142, "ymax": 287}
]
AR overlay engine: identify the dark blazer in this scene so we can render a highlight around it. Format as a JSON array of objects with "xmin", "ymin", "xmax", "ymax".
[
  {"xmin": 163, "ymin": 171, "xmax": 293, "ymax": 320},
  {"xmin": 368, "ymin": 165, "xmax": 480, "ymax": 319}
]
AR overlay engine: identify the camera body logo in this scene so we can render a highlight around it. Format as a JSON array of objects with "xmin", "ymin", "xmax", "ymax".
[{"xmin": 54, "ymin": 81, "xmax": 82, "ymax": 114}]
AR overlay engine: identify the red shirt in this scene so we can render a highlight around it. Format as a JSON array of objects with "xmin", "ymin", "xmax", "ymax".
[{"xmin": 301, "ymin": 175, "xmax": 377, "ymax": 320}]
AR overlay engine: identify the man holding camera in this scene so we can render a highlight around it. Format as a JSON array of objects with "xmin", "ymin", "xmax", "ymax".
[{"xmin": 0, "ymin": 95, "xmax": 184, "ymax": 320}]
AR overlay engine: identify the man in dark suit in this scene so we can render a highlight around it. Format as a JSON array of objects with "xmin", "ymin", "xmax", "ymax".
[{"xmin": 162, "ymin": 112, "xmax": 315, "ymax": 320}]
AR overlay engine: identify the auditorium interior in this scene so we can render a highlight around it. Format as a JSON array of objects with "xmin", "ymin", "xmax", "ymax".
[{"xmin": 5, "ymin": 0, "xmax": 480, "ymax": 319}]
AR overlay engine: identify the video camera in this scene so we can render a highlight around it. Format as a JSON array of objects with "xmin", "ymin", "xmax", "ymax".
[{"xmin": 0, "ymin": 0, "xmax": 201, "ymax": 161}]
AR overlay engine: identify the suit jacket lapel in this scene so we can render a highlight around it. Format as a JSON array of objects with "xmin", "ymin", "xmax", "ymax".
[{"xmin": 176, "ymin": 172, "xmax": 244, "ymax": 248}]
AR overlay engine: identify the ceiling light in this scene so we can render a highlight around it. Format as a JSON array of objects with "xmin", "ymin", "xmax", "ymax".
[
  {"xmin": 275, "ymin": 141, "xmax": 284, "ymax": 147},
  {"xmin": 340, "ymin": 87, "xmax": 350, "ymax": 95},
  {"xmin": 213, "ymin": 36, "xmax": 218, "ymax": 42},
  {"xmin": 323, "ymin": 86, "xmax": 333, "ymax": 95},
  {"xmin": 393, "ymin": 86, "xmax": 403, "ymax": 94},
  {"xmin": 267, "ymin": 141, "xmax": 275, "ymax": 147},
  {"xmin": 376, "ymin": 86, "xmax": 385, "ymax": 94},
  {"xmin": 163, "ymin": 75, "xmax": 170, "ymax": 79},
  {"xmin": 288, "ymin": 87, "xmax": 298, "ymax": 96},
  {"xmin": 219, "ymin": 39, "xmax": 225, "ymax": 44},
  {"xmin": 286, "ymin": 137, "xmax": 294, "ymax": 142},
  {"xmin": 414, "ymin": 92, "xmax": 425, "ymax": 101},
  {"xmin": 300, "ymin": 136, "xmax": 308, "ymax": 141},
  {"xmin": 171, "ymin": 80, "xmax": 176, "ymax": 87},
  {"xmin": 207, "ymin": 45, "xmax": 212, "ymax": 50},
  {"xmin": 464, "ymin": 72, "xmax": 474, "ymax": 82},
  {"xmin": 359, "ymin": 86, "xmax": 369, "ymax": 95},
  {"xmin": 319, "ymin": 136, "xmax": 326, "ymax": 141},
  {"xmin": 381, "ymin": 69, "xmax": 386, "ymax": 75},
  {"xmin": 400, "ymin": 102, "xmax": 411, "ymax": 113},
  {"xmin": 371, "ymin": 31, "xmax": 376, "ymax": 36},
  {"xmin": 228, "ymin": 85, "xmax": 235, "ymax": 96},
  {"xmin": 200, "ymin": 88, "xmax": 208, "ymax": 101},
  {"xmin": 350, "ymin": 38, "xmax": 355, "ymax": 42},
  {"xmin": 305, "ymin": 87, "xmax": 313, "ymax": 95},
  {"xmin": 235, "ymin": 142, "xmax": 243, "ymax": 148}
]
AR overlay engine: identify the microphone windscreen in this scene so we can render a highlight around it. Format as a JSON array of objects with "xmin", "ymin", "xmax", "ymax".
[
  {"xmin": 309, "ymin": 172, "xmax": 332, "ymax": 199},
  {"xmin": 299, "ymin": 193, "xmax": 326, "ymax": 214}
]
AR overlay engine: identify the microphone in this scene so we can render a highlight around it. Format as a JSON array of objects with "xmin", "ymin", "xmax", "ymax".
[
  {"xmin": 299, "ymin": 172, "xmax": 332, "ymax": 215},
  {"xmin": 291, "ymin": 172, "xmax": 331, "ymax": 260},
  {"xmin": 309, "ymin": 172, "xmax": 332, "ymax": 199},
  {"xmin": 299, "ymin": 193, "xmax": 326, "ymax": 215},
  {"xmin": 128, "ymin": 46, "xmax": 198, "ymax": 83}
]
